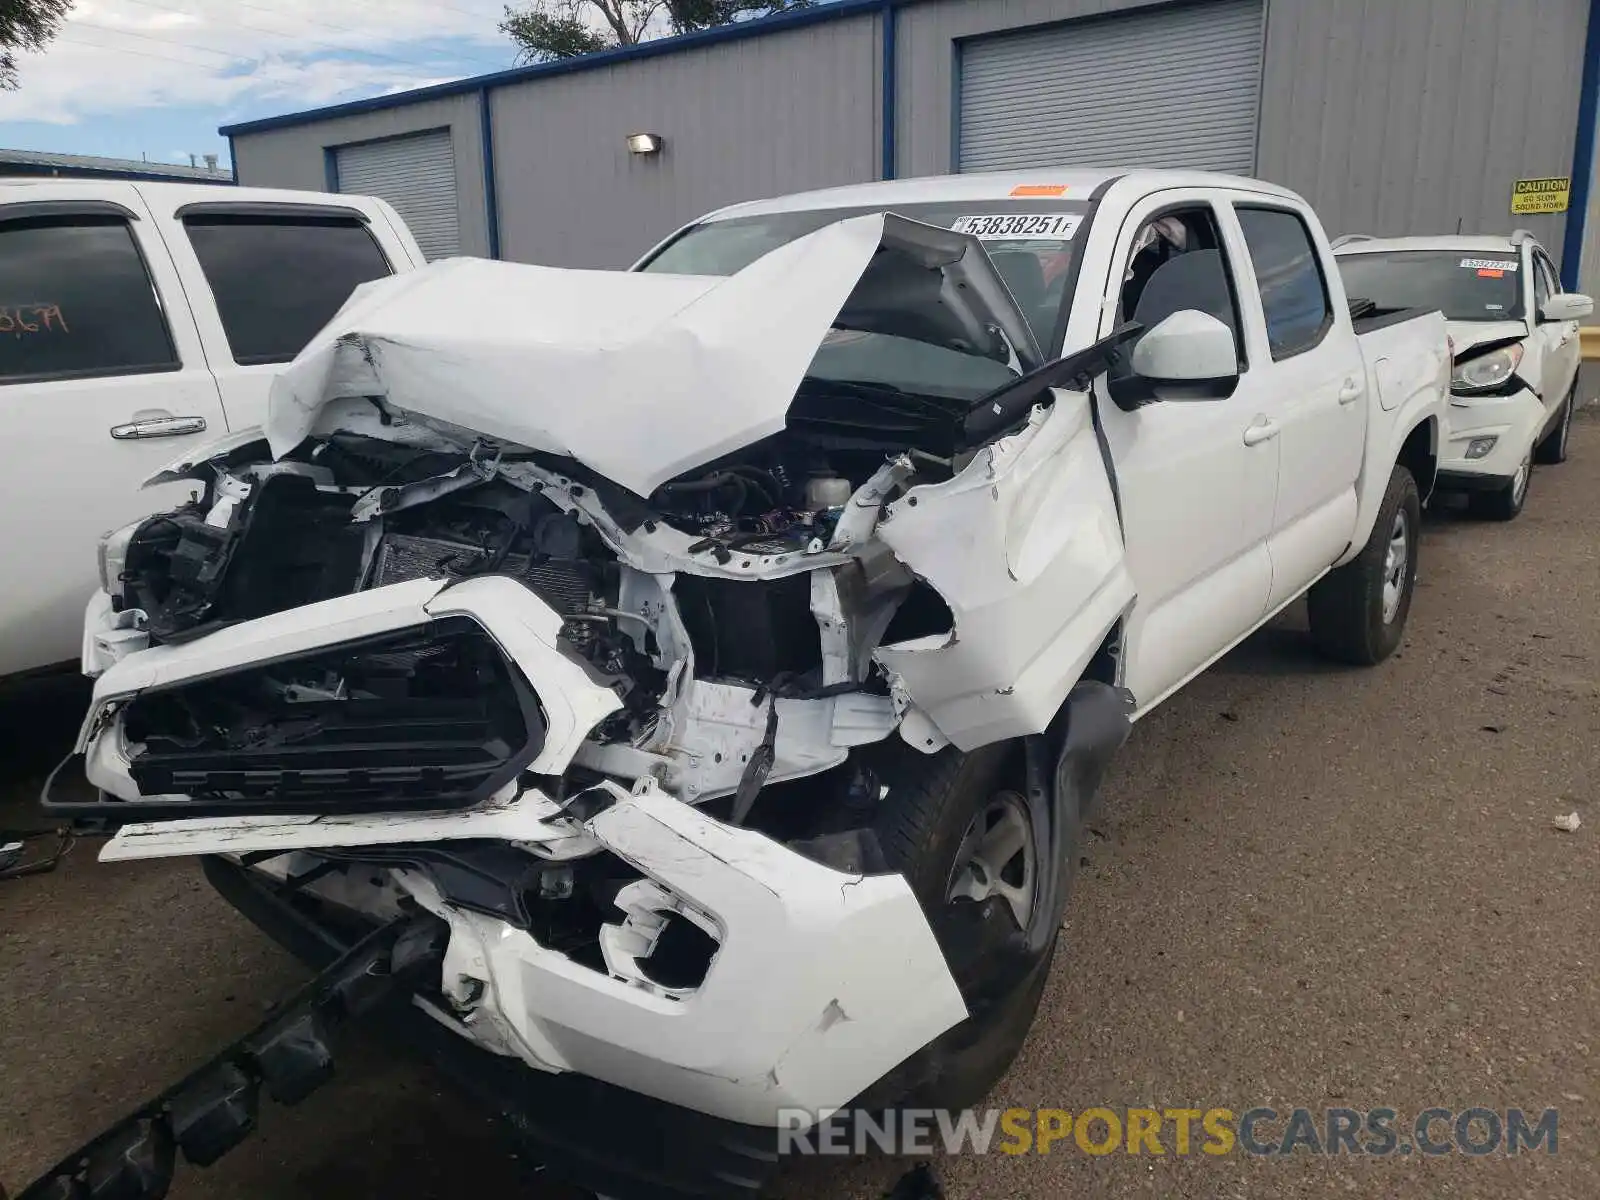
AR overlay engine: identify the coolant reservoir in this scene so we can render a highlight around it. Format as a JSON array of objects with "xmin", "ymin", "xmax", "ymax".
[{"xmin": 805, "ymin": 475, "xmax": 852, "ymax": 510}]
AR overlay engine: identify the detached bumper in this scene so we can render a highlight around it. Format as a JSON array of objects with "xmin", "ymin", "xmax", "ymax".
[
  {"xmin": 201, "ymin": 856, "xmax": 787, "ymax": 1200},
  {"xmin": 1437, "ymin": 388, "xmax": 1545, "ymax": 483}
]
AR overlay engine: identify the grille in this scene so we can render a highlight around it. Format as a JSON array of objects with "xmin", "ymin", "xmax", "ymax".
[{"xmin": 371, "ymin": 533, "xmax": 593, "ymax": 617}]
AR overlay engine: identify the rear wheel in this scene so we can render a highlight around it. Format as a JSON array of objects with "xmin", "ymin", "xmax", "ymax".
[
  {"xmin": 1307, "ymin": 464, "xmax": 1420, "ymax": 665},
  {"xmin": 1467, "ymin": 451, "xmax": 1531, "ymax": 521},
  {"xmin": 862, "ymin": 741, "xmax": 1061, "ymax": 1110},
  {"xmin": 1534, "ymin": 387, "xmax": 1575, "ymax": 465}
]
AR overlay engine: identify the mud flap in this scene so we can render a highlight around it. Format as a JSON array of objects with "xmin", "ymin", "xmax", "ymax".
[{"xmin": 9, "ymin": 914, "xmax": 446, "ymax": 1200}]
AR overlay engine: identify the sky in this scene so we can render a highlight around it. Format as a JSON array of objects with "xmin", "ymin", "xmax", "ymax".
[{"xmin": 0, "ymin": 0, "xmax": 527, "ymax": 167}]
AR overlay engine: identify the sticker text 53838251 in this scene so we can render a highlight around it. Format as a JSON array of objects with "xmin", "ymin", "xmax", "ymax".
[{"xmin": 950, "ymin": 214, "xmax": 1083, "ymax": 241}]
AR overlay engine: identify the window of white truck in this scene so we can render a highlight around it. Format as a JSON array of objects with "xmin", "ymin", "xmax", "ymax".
[
  {"xmin": 0, "ymin": 214, "xmax": 180, "ymax": 383},
  {"xmin": 182, "ymin": 212, "xmax": 394, "ymax": 365}
]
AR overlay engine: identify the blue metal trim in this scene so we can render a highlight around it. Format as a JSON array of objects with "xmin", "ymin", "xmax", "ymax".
[
  {"xmin": 228, "ymin": 135, "xmax": 239, "ymax": 185},
  {"xmin": 479, "ymin": 88, "xmax": 502, "ymax": 259},
  {"xmin": 949, "ymin": 38, "xmax": 963, "ymax": 172},
  {"xmin": 323, "ymin": 147, "xmax": 339, "ymax": 192},
  {"xmin": 1559, "ymin": 0, "xmax": 1600, "ymax": 290},
  {"xmin": 219, "ymin": 0, "xmax": 891, "ymax": 138},
  {"xmin": 880, "ymin": 0, "xmax": 897, "ymax": 180}
]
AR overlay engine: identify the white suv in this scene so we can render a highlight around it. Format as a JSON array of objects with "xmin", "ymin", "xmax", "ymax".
[{"xmin": 1335, "ymin": 231, "xmax": 1591, "ymax": 520}]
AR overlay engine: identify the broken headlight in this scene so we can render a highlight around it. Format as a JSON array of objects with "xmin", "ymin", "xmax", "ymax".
[
  {"xmin": 1451, "ymin": 342, "xmax": 1524, "ymax": 395},
  {"xmin": 97, "ymin": 517, "xmax": 145, "ymax": 604}
]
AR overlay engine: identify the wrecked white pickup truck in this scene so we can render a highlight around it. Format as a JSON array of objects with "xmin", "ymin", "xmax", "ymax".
[{"xmin": 41, "ymin": 170, "xmax": 1448, "ymax": 1200}]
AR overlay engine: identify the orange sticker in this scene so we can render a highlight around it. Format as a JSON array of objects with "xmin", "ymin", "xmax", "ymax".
[
  {"xmin": 1009, "ymin": 184, "xmax": 1068, "ymax": 197},
  {"xmin": 1477, "ymin": 268, "xmax": 1505, "ymax": 278}
]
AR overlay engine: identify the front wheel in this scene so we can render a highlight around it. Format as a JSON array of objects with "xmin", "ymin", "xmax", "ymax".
[
  {"xmin": 860, "ymin": 741, "xmax": 1060, "ymax": 1111},
  {"xmin": 1533, "ymin": 386, "xmax": 1575, "ymax": 465},
  {"xmin": 1307, "ymin": 464, "xmax": 1421, "ymax": 666}
]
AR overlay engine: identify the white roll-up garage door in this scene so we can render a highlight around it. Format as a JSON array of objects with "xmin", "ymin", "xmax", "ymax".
[
  {"xmin": 958, "ymin": 0, "xmax": 1265, "ymax": 174},
  {"xmin": 335, "ymin": 129, "xmax": 460, "ymax": 260}
]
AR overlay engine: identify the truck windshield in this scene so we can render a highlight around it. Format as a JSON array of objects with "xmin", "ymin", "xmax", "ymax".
[
  {"xmin": 1336, "ymin": 251, "xmax": 1523, "ymax": 321},
  {"xmin": 639, "ymin": 201, "xmax": 1088, "ymax": 402}
]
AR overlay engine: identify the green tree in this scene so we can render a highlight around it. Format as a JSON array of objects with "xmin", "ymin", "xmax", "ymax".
[
  {"xmin": 1, "ymin": 0, "xmax": 73, "ymax": 90},
  {"xmin": 500, "ymin": 0, "xmax": 810, "ymax": 64}
]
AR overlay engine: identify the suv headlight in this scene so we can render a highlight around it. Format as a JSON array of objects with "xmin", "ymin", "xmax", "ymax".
[
  {"xmin": 1451, "ymin": 343, "xmax": 1524, "ymax": 394},
  {"xmin": 97, "ymin": 519, "xmax": 144, "ymax": 602}
]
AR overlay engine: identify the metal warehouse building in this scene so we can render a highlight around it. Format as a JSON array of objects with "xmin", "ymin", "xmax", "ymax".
[{"xmin": 221, "ymin": 0, "xmax": 1600, "ymax": 296}]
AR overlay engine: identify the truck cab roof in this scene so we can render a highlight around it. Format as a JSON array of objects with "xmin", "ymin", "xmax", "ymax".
[{"xmin": 700, "ymin": 168, "xmax": 1306, "ymax": 221}]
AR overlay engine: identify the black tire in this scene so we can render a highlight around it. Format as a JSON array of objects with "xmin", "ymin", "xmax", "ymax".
[
  {"xmin": 1307, "ymin": 464, "xmax": 1421, "ymax": 666},
  {"xmin": 1533, "ymin": 387, "xmax": 1575, "ymax": 465},
  {"xmin": 860, "ymin": 740, "xmax": 1061, "ymax": 1110},
  {"xmin": 1466, "ymin": 452, "xmax": 1530, "ymax": 522}
]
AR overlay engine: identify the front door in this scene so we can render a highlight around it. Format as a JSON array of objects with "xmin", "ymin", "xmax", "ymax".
[
  {"xmin": 1090, "ymin": 194, "xmax": 1279, "ymax": 711},
  {"xmin": 0, "ymin": 187, "xmax": 229, "ymax": 675}
]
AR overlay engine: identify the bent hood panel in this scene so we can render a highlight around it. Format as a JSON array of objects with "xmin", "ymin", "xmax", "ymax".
[
  {"xmin": 1447, "ymin": 319, "xmax": 1528, "ymax": 359},
  {"xmin": 265, "ymin": 214, "xmax": 1040, "ymax": 497}
]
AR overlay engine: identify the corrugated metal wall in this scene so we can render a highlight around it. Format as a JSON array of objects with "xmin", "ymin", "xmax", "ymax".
[
  {"xmin": 232, "ymin": 93, "xmax": 491, "ymax": 258},
  {"xmin": 1254, "ymin": 0, "xmax": 1590, "ymax": 267},
  {"xmin": 490, "ymin": 13, "xmax": 882, "ymax": 268}
]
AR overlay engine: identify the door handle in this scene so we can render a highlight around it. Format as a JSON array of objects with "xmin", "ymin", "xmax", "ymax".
[
  {"xmin": 110, "ymin": 415, "xmax": 208, "ymax": 440},
  {"xmin": 1338, "ymin": 377, "xmax": 1364, "ymax": 404},
  {"xmin": 1242, "ymin": 418, "xmax": 1280, "ymax": 446}
]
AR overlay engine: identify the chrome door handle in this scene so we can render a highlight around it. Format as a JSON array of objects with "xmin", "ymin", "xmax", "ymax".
[
  {"xmin": 1338, "ymin": 377, "xmax": 1364, "ymax": 404},
  {"xmin": 110, "ymin": 416, "xmax": 208, "ymax": 440},
  {"xmin": 1243, "ymin": 419, "xmax": 1280, "ymax": 446}
]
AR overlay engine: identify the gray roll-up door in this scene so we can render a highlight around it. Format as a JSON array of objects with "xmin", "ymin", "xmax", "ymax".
[
  {"xmin": 335, "ymin": 129, "xmax": 460, "ymax": 260},
  {"xmin": 958, "ymin": 0, "xmax": 1264, "ymax": 174}
]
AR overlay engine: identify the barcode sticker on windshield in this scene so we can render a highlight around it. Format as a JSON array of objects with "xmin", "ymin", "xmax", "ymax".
[
  {"xmin": 1460, "ymin": 258, "xmax": 1518, "ymax": 271},
  {"xmin": 950, "ymin": 214, "xmax": 1083, "ymax": 240}
]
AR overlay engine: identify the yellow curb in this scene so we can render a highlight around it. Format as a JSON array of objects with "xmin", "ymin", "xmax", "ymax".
[{"xmin": 1583, "ymin": 326, "xmax": 1600, "ymax": 360}]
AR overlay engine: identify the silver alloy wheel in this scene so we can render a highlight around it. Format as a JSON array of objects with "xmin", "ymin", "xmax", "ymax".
[
  {"xmin": 947, "ymin": 791, "xmax": 1037, "ymax": 930},
  {"xmin": 1512, "ymin": 453, "xmax": 1531, "ymax": 505},
  {"xmin": 1381, "ymin": 507, "xmax": 1409, "ymax": 625}
]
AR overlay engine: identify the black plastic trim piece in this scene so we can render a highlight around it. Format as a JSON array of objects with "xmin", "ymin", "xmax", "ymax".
[
  {"xmin": 174, "ymin": 200, "xmax": 370, "ymax": 222},
  {"xmin": 0, "ymin": 199, "xmax": 141, "ymax": 223}
]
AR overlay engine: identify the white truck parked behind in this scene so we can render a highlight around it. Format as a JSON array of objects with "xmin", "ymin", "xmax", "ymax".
[
  {"xmin": 1335, "ymin": 230, "xmax": 1592, "ymax": 520},
  {"xmin": 0, "ymin": 181, "xmax": 425, "ymax": 681},
  {"xmin": 37, "ymin": 170, "xmax": 1449, "ymax": 1200}
]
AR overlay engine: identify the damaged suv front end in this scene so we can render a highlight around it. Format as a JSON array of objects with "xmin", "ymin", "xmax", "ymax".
[{"xmin": 52, "ymin": 211, "xmax": 1135, "ymax": 1193}]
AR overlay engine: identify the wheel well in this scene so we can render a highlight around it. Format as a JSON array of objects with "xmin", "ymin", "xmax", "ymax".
[
  {"xmin": 1082, "ymin": 620, "xmax": 1124, "ymax": 687},
  {"xmin": 1398, "ymin": 418, "xmax": 1438, "ymax": 503}
]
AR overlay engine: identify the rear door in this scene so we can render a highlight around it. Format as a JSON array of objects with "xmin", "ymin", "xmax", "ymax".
[
  {"xmin": 0, "ymin": 188, "xmax": 229, "ymax": 675},
  {"xmin": 140, "ymin": 195, "xmax": 402, "ymax": 434},
  {"xmin": 1227, "ymin": 200, "xmax": 1365, "ymax": 612}
]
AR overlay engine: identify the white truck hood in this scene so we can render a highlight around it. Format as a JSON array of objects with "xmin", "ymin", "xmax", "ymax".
[{"xmin": 264, "ymin": 212, "xmax": 1040, "ymax": 497}]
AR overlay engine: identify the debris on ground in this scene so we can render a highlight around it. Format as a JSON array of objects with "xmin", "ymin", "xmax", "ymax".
[{"xmin": 1552, "ymin": 811, "xmax": 1582, "ymax": 833}]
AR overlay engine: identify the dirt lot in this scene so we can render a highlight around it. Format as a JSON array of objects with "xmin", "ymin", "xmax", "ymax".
[{"xmin": 3, "ymin": 413, "xmax": 1597, "ymax": 1200}]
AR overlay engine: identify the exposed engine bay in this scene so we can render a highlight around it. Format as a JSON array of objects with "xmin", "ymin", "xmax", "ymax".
[{"xmin": 61, "ymin": 212, "xmax": 1137, "ymax": 1132}]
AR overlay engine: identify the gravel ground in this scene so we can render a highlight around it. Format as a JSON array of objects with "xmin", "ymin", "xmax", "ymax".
[{"xmin": 3, "ymin": 412, "xmax": 1597, "ymax": 1200}]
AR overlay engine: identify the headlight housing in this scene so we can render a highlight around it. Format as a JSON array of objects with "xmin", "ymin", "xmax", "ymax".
[
  {"xmin": 1451, "ymin": 342, "xmax": 1524, "ymax": 394},
  {"xmin": 97, "ymin": 518, "xmax": 144, "ymax": 603}
]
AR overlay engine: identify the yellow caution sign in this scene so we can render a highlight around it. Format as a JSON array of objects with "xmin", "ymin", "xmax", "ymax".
[{"xmin": 1511, "ymin": 177, "xmax": 1570, "ymax": 214}]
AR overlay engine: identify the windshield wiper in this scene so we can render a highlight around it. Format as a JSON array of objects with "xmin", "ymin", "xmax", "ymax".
[{"xmin": 959, "ymin": 323, "xmax": 1143, "ymax": 448}]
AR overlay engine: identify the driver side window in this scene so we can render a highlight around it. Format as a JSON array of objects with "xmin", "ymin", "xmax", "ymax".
[
  {"xmin": 1117, "ymin": 205, "xmax": 1246, "ymax": 369},
  {"xmin": 1532, "ymin": 252, "xmax": 1557, "ymax": 311}
]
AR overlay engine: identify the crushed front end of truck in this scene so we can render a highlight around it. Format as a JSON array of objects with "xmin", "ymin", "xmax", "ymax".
[{"xmin": 42, "ymin": 213, "xmax": 1136, "ymax": 1199}]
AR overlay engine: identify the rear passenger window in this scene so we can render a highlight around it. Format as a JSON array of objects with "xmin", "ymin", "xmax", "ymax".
[
  {"xmin": 183, "ymin": 214, "xmax": 392, "ymax": 365},
  {"xmin": 1236, "ymin": 207, "xmax": 1334, "ymax": 360},
  {"xmin": 0, "ymin": 215, "xmax": 179, "ymax": 384}
]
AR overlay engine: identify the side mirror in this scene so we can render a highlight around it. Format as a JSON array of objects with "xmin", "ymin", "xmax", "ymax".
[
  {"xmin": 1131, "ymin": 310, "xmax": 1241, "ymax": 382},
  {"xmin": 1541, "ymin": 293, "xmax": 1594, "ymax": 322}
]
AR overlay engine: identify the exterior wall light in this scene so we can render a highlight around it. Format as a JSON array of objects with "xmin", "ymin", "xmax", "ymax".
[{"xmin": 626, "ymin": 133, "xmax": 664, "ymax": 155}]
